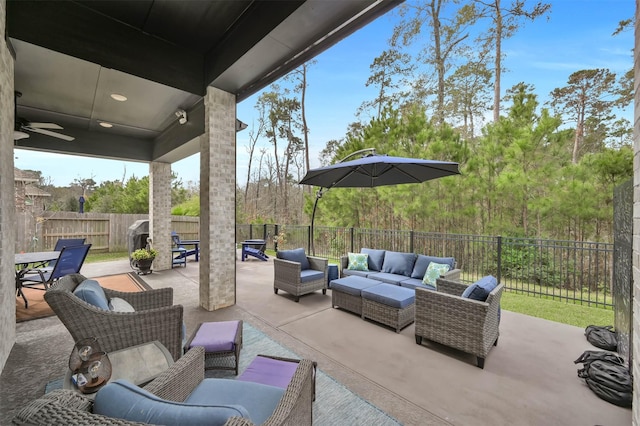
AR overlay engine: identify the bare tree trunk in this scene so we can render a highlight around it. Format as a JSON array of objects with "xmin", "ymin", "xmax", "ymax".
[
  {"xmin": 493, "ymin": 0, "xmax": 502, "ymax": 123},
  {"xmin": 244, "ymin": 126, "xmax": 260, "ymax": 206},
  {"xmin": 301, "ymin": 64, "xmax": 310, "ymax": 176},
  {"xmin": 430, "ymin": 0, "xmax": 445, "ymax": 125}
]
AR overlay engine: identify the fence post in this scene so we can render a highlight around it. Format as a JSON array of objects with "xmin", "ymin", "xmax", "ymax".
[
  {"xmin": 308, "ymin": 225, "xmax": 311, "ymax": 254},
  {"xmin": 263, "ymin": 224, "xmax": 267, "ymax": 241},
  {"xmin": 497, "ymin": 235, "xmax": 502, "ymax": 284},
  {"xmin": 274, "ymin": 224, "xmax": 279, "ymax": 251},
  {"xmin": 350, "ymin": 228, "xmax": 354, "ymax": 253},
  {"xmin": 410, "ymin": 230, "xmax": 414, "ymax": 253}
]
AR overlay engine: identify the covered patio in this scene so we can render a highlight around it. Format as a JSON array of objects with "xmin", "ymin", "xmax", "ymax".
[{"xmin": 0, "ymin": 258, "xmax": 631, "ymax": 425}]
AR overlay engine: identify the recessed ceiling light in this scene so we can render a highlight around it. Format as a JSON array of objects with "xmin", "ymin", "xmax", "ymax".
[
  {"xmin": 99, "ymin": 121, "xmax": 113, "ymax": 128},
  {"xmin": 110, "ymin": 93, "xmax": 127, "ymax": 102}
]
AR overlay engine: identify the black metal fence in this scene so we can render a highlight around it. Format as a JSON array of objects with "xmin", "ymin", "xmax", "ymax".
[{"xmin": 236, "ymin": 224, "xmax": 614, "ymax": 308}]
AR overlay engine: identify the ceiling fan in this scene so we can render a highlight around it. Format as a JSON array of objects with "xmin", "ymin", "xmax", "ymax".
[{"xmin": 13, "ymin": 92, "xmax": 75, "ymax": 142}]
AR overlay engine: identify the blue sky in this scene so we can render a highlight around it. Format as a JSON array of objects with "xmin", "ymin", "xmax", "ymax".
[{"xmin": 14, "ymin": 0, "xmax": 634, "ymax": 187}]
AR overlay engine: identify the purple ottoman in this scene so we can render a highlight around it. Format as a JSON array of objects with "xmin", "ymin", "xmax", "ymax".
[
  {"xmin": 238, "ymin": 354, "xmax": 317, "ymax": 401},
  {"xmin": 185, "ymin": 320, "xmax": 243, "ymax": 374}
]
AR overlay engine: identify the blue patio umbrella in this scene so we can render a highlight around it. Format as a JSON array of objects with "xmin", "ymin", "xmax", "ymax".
[{"xmin": 299, "ymin": 150, "xmax": 461, "ymax": 253}]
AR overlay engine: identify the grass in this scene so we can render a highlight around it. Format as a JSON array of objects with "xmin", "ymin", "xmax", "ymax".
[
  {"xmin": 88, "ymin": 249, "xmax": 614, "ymax": 329},
  {"xmin": 501, "ymin": 291, "xmax": 613, "ymax": 329},
  {"xmin": 85, "ymin": 251, "xmax": 129, "ymax": 263}
]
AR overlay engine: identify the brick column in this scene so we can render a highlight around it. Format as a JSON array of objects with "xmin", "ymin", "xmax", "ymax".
[
  {"xmin": 199, "ymin": 87, "xmax": 236, "ymax": 310},
  {"xmin": 633, "ymin": 1, "xmax": 639, "ymax": 423},
  {"xmin": 0, "ymin": 0, "xmax": 17, "ymax": 372},
  {"xmin": 150, "ymin": 162, "xmax": 172, "ymax": 271}
]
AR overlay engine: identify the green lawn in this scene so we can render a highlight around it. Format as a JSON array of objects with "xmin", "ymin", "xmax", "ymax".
[
  {"xmin": 85, "ymin": 251, "xmax": 129, "ymax": 263},
  {"xmin": 501, "ymin": 291, "xmax": 613, "ymax": 329},
  {"xmin": 88, "ymin": 250, "xmax": 614, "ymax": 329}
]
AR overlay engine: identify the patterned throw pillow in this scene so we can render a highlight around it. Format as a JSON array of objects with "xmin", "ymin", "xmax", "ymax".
[
  {"xmin": 347, "ymin": 252, "xmax": 369, "ymax": 271},
  {"xmin": 422, "ymin": 262, "xmax": 451, "ymax": 286}
]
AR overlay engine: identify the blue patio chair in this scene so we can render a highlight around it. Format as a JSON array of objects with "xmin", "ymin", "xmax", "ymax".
[
  {"xmin": 19, "ymin": 244, "xmax": 92, "ymax": 294},
  {"xmin": 171, "ymin": 232, "xmax": 197, "ymax": 267},
  {"xmin": 35, "ymin": 237, "xmax": 87, "ymax": 270}
]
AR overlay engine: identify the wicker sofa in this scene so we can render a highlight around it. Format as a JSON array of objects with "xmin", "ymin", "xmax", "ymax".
[
  {"xmin": 12, "ymin": 347, "xmax": 316, "ymax": 425},
  {"xmin": 339, "ymin": 248, "xmax": 461, "ymax": 290},
  {"xmin": 44, "ymin": 273, "xmax": 184, "ymax": 361},
  {"xmin": 414, "ymin": 277, "xmax": 504, "ymax": 369}
]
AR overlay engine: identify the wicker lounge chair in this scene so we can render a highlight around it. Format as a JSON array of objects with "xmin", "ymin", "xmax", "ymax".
[
  {"xmin": 273, "ymin": 248, "xmax": 328, "ymax": 302},
  {"xmin": 414, "ymin": 277, "xmax": 504, "ymax": 369},
  {"xmin": 12, "ymin": 347, "xmax": 315, "ymax": 426},
  {"xmin": 44, "ymin": 273, "xmax": 184, "ymax": 361}
]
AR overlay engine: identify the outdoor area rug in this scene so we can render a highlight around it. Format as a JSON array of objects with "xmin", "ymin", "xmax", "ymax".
[
  {"xmin": 16, "ymin": 272, "xmax": 149, "ymax": 323},
  {"xmin": 207, "ymin": 322, "xmax": 401, "ymax": 425},
  {"xmin": 46, "ymin": 322, "xmax": 401, "ymax": 425}
]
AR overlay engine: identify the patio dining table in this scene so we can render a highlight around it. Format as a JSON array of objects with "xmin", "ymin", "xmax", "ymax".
[{"xmin": 15, "ymin": 251, "xmax": 60, "ymax": 308}]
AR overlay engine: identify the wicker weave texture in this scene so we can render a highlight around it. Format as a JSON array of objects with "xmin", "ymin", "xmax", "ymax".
[
  {"xmin": 13, "ymin": 346, "xmax": 315, "ymax": 426},
  {"xmin": 331, "ymin": 289, "xmax": 364, "ymax": 315},
  {"xmin": 273, "ymin": 255, "xmax": 328, "ymax": 301},
  {"xmin": 362, "ymin": 299, "xmax": 415, "ymax": 333},
  {"xmin": 45, "ymin": 274, "xmax": 184, "ymax": 361},
  {"xmin": 414, "ymin": 278, "xmax": 504, "ymax": 366}
]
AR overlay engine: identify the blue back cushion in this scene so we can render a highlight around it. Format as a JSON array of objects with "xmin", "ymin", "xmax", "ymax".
[
  {"xmin": 73, "ymin": 279, "xmax": 109, "ymax": 310},
  {"xmin": 461, "ymin": 275, "xmax": 498, "ymax": 301},
  {"xmin": 411, "ymin": 255, "xmax": 455, "ymax": 279},
  {"xmin": 94, "ymin": 380, "xmax": 250, "ymax": 426},
  {"xmin": 361, "ymin": 248, "xmax": 385, "ymax": 271},
  {"xmin": 276, "ymin": 248, "xmax": 310, "ymax": 270},
  {"xmin": 381, "ymin": 251, "xmax": 416, "ymax": 276}
]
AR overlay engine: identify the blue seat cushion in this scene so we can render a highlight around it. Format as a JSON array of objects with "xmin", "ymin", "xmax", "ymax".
[
  {"xmin": 300, "ymin": 269, "xmax": 324, "ymax": 283},
  {"xmin": 461, "ymin": 275, "xmax": 498, "ymax": 301},
  {"xmin": 411, "ymin": 255, "xmax": 455, "ymax": 279},
  {"xmin": 73, "ymin": 279, "xmax": 109, "ymax": 310},
  {"xmin": 94, "ymin": 380, "xmax": 250, "ymax": 426},
  {"xmin": 331, "ymin": 276, "xmax": 382, "ymax": 296},
  {"xmin": 361, "ymin": 248, "xmax": 386, "ymax": 271},
  {"xmin": 276, "ymin": 248, "xmax": 310, "ymax": 270},
  {"xmin": 399, "ymin": 278, "xmax": 436, "ymax": 291},
  {"xmin": 186, "ymin": 378, "xmax": 285, "ymax": 425},
  {"xmin": 381, "ymin": 251, "xmax": 416, "ymax": 276},
  {"xmin": 341, "ymin": 268, "xmax": 369, "ymax": 278},
  {"xmin": 361, "ymin": 283, "xmax": 415, "ymax": 309},
  {"xmin": 367, "ymin": 272, "xmax": 409, "ymax": 285}
]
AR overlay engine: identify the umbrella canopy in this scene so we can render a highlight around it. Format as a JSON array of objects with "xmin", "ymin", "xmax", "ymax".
[{"xmin": 299, "ymin": 155, "xmax": 460, "ymax": 189}]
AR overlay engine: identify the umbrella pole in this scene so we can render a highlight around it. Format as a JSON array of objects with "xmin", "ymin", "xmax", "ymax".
[{"xmin": 310, "ymin": 190, "xmax": 322, "ymax": 256}]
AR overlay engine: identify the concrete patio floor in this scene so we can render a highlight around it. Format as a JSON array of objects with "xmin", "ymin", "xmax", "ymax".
[{"xmin": 1, "ymin": 254, "xmax": 632, "ymax": 425}]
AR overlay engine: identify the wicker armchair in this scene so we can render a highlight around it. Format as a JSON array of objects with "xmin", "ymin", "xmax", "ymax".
[
  {"xmin": 414, "ymin": 277, "xmax": 504, "ymax": 369},
  {"xmin": 13, "ymin": 347, "xmax": 315, "ymax": 426},
  {"xmin": 273, "ymin": 252, "xmax": 328, "ymax": 302},
  {"xmin": 44, "ymin": 273, "xmax": 184, "ymax": 361}
]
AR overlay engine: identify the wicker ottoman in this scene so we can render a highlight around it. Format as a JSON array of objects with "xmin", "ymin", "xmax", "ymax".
[
  {"xmin": 331, "ymin": 276, "xmax": 382, "ymax": 315},
  {"xmin": 185, "ymin": 320, "xmax": 243, "ymax": 374},
  {"xmin": 361, "ymin": 284, "xmax": 415, "ymax": 333}
]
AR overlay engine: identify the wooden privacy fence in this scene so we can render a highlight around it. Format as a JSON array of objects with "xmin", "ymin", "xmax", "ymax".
[{"xmin": 15, "ymin": 211, "xmax": 200, "ymax": 253}]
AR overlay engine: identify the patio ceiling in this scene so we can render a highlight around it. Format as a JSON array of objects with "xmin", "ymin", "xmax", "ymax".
[{"xmin": 6, "ymin": 0, "xmax": 403, "ymax": 164}]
